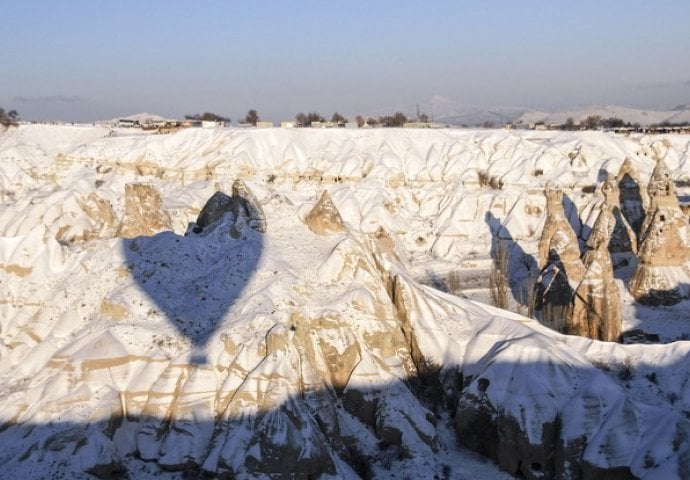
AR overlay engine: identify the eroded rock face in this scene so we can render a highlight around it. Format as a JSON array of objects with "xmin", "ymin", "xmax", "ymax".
[
  {"xmin": 0, "ymin": 219, "xmax": 438, "ymax": 478},
  {"xmin": 630, "ymin": 158, "xmax": 690, "ymax": 305},
  {"xmin": 188, "ymin": 181, "xmax": 266, "ymax": 237},
  {"xmin": 570, "ymin": 215, "xmax": 622, "ymax": 341},
  {"xmin": 453, "ymin": 339, "xmax": 640, "ymax": 480},
  {"xmin": 232, "ymin": 179, "xmax": 267, "ymax": 233},
  {"xmin": 616, "ymin": 157, "xmax": 648, "ymax": 236},
  {"xmin": 116, "ymin": 184, "xmax": 172, "ymax": 238},
  {"xmin": 304, "ymin": 190, "xmax": 347, "ymax": 235},
  {"xmin": 536, "ymin": 182, "xmax": 584, "ymax": 331},
  {"xmin": 538, "ymin": 183, "xmax": 584, "ymax": 277},
  {"xmin": 600, "ymin": 175, "xmax": 637, "ymax": 255}
]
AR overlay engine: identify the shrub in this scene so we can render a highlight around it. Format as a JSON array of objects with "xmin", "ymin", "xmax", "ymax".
[{"xmin": 490, "ymin": 241, "xmax": 509, "ymax": 309}]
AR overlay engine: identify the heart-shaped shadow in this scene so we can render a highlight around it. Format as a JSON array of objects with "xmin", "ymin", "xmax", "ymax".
[{"xmin": 123, "ymin": 191, "xmax": 264, "ymax": 364}]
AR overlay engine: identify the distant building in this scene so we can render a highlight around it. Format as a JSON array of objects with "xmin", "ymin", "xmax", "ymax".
[
  {"xmin": 118, "ymin": 119, "xmax": 140, "ymax": 128},
  {"xmin": 281, "ymin": 121, "xmax": 296, "ymax": 128},
  {"xmin": 256, "ymin": 121, "xmax": 274, "ymax": 128},
  {"xmin": 311, "ymin": 121, "xmax": 338, "ymax": 128}
]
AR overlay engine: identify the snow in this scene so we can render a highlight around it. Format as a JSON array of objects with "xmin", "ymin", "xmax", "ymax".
[{"xmin": 1, "ymin": 124, "xmax": 690, "ymax": 478}]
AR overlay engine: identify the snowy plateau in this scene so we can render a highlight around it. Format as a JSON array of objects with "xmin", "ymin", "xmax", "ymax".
[{"xmin": 1, "ymin": 124, "xmax": 690, "ymax": 480}]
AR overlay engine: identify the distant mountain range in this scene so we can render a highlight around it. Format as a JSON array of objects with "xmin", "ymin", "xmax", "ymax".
[{"xmin": 380, "ymin": 95, "xmax": 690, "ymax": 127}]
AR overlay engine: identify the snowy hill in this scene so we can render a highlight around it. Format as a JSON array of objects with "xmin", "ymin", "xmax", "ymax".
[
  {"xmin": 99, "ymin": 112, "xmax": 176, "ymax": 125},
  {"xmin": 1, "ymin": 125, "xmax": 690, "ymax": 478},
  {"xmin": 373, "ymin": 95, "xmax": 690, "ymax": 126},
  {"xmin": 518, "ymin": 104, "xmax": 690, "ymax": 126}
]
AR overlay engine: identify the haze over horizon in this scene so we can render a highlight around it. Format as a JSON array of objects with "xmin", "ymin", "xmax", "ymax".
[{"xmin": 2, "ymin": 0, "xmax": 689, "ymax": 122}]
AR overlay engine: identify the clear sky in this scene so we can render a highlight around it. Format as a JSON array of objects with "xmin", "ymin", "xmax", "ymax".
[{"xmin": 2, "ymin": 0, "xmax": 689, "ymax": 122}]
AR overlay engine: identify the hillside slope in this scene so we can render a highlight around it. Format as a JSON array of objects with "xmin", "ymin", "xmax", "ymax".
[{"xmin": 1, "ymin": 125, "xmax": 690, "ymax": 478}]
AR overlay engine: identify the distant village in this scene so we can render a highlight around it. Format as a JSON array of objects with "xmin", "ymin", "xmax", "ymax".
[{"xmin": 116, "ymin": 112, "xmax": 690, "ymax": 135}]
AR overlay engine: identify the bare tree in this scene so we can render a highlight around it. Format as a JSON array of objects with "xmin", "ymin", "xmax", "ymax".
[
  {"xmin": 295, "ymin": 112, "xmax": 325, "ymax": 127},
  {"xmin": 295, "ymin": 112, "xmax": 307, "ymax": 127},
  {"xmin": 582, "ymin": 115, "xmax": 602, "ymax": 130},
  {"xmin": 244, "ymin": 109, "xmax": 259, "ymax": 126},
  {"xmin": 379, "ymin": 112, "xmax": 408, "ymax": 127},
  {"xmin": 355, "ymin": 115, "xmax": 365, "ymax": 128},
  {"xmin": 331, "ymin": 112, "xmax": 346, "ymax": 124}
]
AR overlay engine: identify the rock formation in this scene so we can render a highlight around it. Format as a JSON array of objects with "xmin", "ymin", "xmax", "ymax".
[
  {"xmin": 536, "ymin": 182, "xmax": 584, "ymax": 331},
  {"xmin": 629, "ymin": 158, "xmax": 690, "ymax": 305},
  {"xmin": 304, "ymin": 190, "xmax": 347, "ymax": 235},
  {"xmin": 616, "ymin": 157, "xmax": 648, "ymax": 237},
  {"xmin": 116, "ymin": 183, "xmax": 172, "ymax": 238},
  {"xmin": 600, "ymin": 174, "xmax": 637, "ymax": 256},
  {"xmin": 188, "ymin": 181, "xmax": 266, "ymax": 237},
  {"xmin": 570, "ymin": 203, "xmax": 622, "ymax": 341},
  {"xmin": 232, "ymin": 179, "xmax": 267, "ymax": 233}
]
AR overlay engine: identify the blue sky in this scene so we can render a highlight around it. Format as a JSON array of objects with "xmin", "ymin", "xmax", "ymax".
[{"xmin": 2, "ymin": 0, "xmax": 689, "ymax": 122}]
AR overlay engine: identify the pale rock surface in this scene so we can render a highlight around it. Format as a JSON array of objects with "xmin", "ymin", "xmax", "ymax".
[
  {"xmin": 570, "ymin": 208, "xmax": 622, "ymax": 341},
  {"xmin": 116, "ymin": 183, "xmax": 172, "ymax": 238},
  {"xmin": 630, "ymin": 157, "xmax": 690, "ymax": 304},
  {"xmin": 304, "ymin": 190, "xmax": 347, "ymax": 235},
  {"xmin": 599, "ymin": 174, "xmax": 637, "ymax": 256},
  {"xmin": 536, "ymin": 182, "xmax": 584, "ymax": 331},
  {"xmin": 2, "ymin": 125, "xmax": 690, "ymax": 479}
]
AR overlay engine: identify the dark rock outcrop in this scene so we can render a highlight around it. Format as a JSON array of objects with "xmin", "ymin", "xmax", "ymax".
[{"xmin": 188, "ymin": 181, "xmax": 266, "ymax": 237}]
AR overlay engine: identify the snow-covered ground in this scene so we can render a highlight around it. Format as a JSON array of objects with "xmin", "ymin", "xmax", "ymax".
[{"xmin": 1, "ymin": 124, "xmax": 690, "ymax": 478}]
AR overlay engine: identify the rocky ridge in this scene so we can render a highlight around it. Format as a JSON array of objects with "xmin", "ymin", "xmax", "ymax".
[{"xmin": 1, "ymin": 125, "xmax": 690, "ymax": 478}]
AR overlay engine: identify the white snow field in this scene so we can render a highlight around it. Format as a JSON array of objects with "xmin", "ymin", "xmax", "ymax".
[{"xmin": 1, "ymin": 124, "xmax": 690, "ymax": 479}]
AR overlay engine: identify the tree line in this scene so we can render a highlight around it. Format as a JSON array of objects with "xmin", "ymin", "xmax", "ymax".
[
  {"xmin": 188, "ymin": 109, "xmax": 421, "ymax": 128},
  {"xmin": 0, "ymin": 108, "xmax": 19, "ymax": 127}
]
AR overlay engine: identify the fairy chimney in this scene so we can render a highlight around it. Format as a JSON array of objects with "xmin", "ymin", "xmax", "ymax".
[
  {"xmin": 616, "ymin": 158, "xmax": 648, "ymax": 236},
  {"xmin": 537, "ymin": 182, "xmax": 584, "ymax": 280},
  {"xmin": 600, "ymin": 174, "xmax": 637, "ymax": 255},
  {"xmin": 570, "ymin": 203, "xmax": 622, "ymax": 341},
  {"xmin": 536, "ymin": 182, "xmax": 585, "ymax": 332},
  {"xmin": 629, "ymin": 158, "xmax": 690, "ymax": 305}
]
